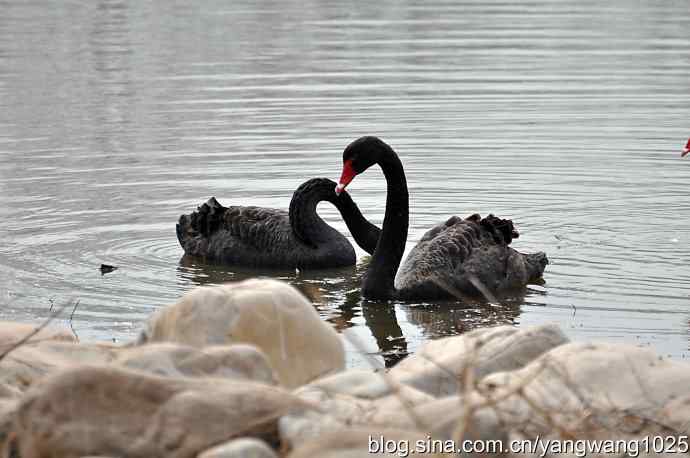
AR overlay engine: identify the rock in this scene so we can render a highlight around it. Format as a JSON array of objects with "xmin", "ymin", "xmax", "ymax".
[
  {"xmin": 287, "ymin": 428, "xmax": 442, "ymax": 458},
  {"xmin": 279, "ymin": 369, "xmax": 434, "ymax": 448},
  {"xmin": 345, "ymin": 335, "xmax": 690, "ymax": 457},
  {"xmin": 283, "ymin": 329, "xmax": 690, "ymax": 458},
  {"xmin": 140, "ymin": 279, "xmax": 344, "ymax": 388},
  {"xmin": 14, "ymin": 366, "xmax": 307, "ymax": 458},
  {"xmin": 390, "ymin": 324, "xmax": 568, "ymax": 397},
  {"xmin": 0, "ymin": 321, "xmax": 76, "ymax": 351},
  {"xmin": 0, "ymin": 397, "xmax": 18, "ymax": 453},
  {"xmin": 660, "ymin": 393, "xmax": 690, "ymax": 435},
  {"xmin": 474, "ymin": 341, "xmax": 690, "ymax": 446},
  {"xmin": 291, "ymin": 368, "xmax": 423, "ymax": 400},
  {"xmin": 0, "ymin": 340, "xmax": 116, "ymax": 391},
  {"xmin": 369, "ymin": 393, "xmax": 506, "ymax": 446},
  {"xmin": 115, "ymin": 343, "xmax": 276, "ymax": 384},
  {"xmin": 0, "ymin": 383, "xmax": 21, "ymax": 399},
  {"xmin": 197, "ymin": 437, "xmax": 278, "ymax": 458},
  {"xmin": 0, "ymin": 339, "xmax": 278, "ymax": 393}
]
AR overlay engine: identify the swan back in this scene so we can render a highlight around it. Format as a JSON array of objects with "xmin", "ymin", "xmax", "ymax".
[{"xmin": 395, "ymin": 214, "xmax": 547, "ymax": 299}]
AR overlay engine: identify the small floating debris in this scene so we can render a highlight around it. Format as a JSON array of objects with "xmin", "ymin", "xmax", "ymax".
[{"xmin": 99, "ymin": 264, "xmax": 118, "ymax": 275}]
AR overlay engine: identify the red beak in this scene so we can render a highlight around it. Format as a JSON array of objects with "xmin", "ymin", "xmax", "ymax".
[{"xmin": 335, "ymin": 160, "xmax": 357, "ymax": 195}]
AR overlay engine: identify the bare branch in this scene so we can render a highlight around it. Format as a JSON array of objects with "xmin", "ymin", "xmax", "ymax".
[
  {"xmin": 68, "ymin": 299, "xmax": 81, "ymax": 342},
  {"xmin": 0, "ymin": 299, "xmax": 74, "ymax": 363}
]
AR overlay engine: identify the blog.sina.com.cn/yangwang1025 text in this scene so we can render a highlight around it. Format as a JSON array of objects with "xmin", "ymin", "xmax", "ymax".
[{"xmin": 368, "ymin": 435, "xmax": 690, "ymax": 457}]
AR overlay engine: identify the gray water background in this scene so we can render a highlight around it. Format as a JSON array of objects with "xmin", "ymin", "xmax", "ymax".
[{"xmin": 1, "ymin": 0, "xmax": 689, "ymax": 366}]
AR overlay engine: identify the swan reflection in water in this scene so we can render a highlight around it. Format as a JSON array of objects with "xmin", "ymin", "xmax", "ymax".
[{"xmin": 177, "ymin": 254, "xmax": 529, "ymax": 367}]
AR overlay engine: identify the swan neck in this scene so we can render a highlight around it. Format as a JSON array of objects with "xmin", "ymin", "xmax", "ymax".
[
  {"xmin": 335, "ymin": 192, "xmax": 380, "ymax": 255},
  {"xmin": 289, "ymin": 186, "xmax": 330, "ymax": 247},
  {"xmin": 361, "ymin": 150, "xmax": 409, "ymax": 299}
]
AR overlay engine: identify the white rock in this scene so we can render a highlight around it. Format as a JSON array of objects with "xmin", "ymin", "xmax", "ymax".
[
  {"xmin": 660, "ymin": 393, "xmax": 690, "ymax": 435},
  {"xmin": 13, "ymin": 365, "xmax": 306, "ymax": 458},
  {"xmin": 390, "ymin": 324, "xmax": 569, "ymax": 397},
  {"xmin": 370, "ymin": 393, "xmax": 506, "ymax": 445},
  {"xmin": 141, "ymin": 279, "xmax": 344, "ymax": 388},
  {"xmin": 287, "ymin": 428, "xmax": 438, "ymax": 458},
  {"xmin": 115, "ymin": 343, "xmax": 276, "ymax": 384},
  {"xmin": 0, "ymin": 321, "xmax": 76, "ymax": 350},
  {"xmin": 197, "ymin": 437, "xmax": 277, "ymax": 458},
  {"xmin": 279, "ymin": 369, "xmax": 434, "ymax": 448},
  {"xmin": 0, "ymin": 340, "xmax": 116, "ymax": 390},
  {"xmin": 475, "ymin": 341, "xmax": 690, "ymax": 451},
  {"xmin": 0, "ymin": 397, "xmax": 18, "ymax": 450}
]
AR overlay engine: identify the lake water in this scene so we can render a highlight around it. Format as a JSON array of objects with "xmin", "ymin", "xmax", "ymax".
[{"xmin": 1, "ymin": 0, "xmax": 689, "ymax": 367}]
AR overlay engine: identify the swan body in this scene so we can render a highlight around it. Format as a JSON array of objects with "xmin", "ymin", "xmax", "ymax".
[
  {"xmin": 394, "ymin": 214, "xmax": 547, "ymax": 300},
  {"xmin": 176, "ymin": 178, "xmax": 379, "ymax": 269},
  {"xmin": 335, "ymin": 136, "xmax": 548, "ymax": 300}
]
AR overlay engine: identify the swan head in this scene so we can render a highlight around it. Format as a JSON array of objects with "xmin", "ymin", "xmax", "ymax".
[
  {"xmin": 335, "ymin": 136, "xmax": 390, "ymax": 194},
  {"xmin": 682, "ymin": 138, "xmax": 690, "ymax": 157}
]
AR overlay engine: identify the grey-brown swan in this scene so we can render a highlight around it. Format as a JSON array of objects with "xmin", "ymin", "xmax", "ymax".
[
  {"xmin": 177, "ymin": 178, "xmax": 380, "ymax": 269},
  {"xmin": 334, "ymin": 136, "xmax": 548, "ymax": 300}
]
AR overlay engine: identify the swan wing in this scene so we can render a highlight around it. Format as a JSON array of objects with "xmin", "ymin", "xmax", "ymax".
[
  {"xmin": 177, "ymin": 198, "xmax": 293, "ymax": 261},
  {"xmin": 395, "ymin": 214, "xmax": 544, "ymax": 299},
  {"xmin": 222, "ymin": 205, "xmax": 292, "ymax": 250}
]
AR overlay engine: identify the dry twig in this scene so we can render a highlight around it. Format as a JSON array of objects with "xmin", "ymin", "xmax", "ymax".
[
  {"xmin": 69, "ymin": 299, "xmax": 80, "ymax": 342},
  {"xmin": 0, "ymin": 299, "xmax": 74, "ymax": 363}
]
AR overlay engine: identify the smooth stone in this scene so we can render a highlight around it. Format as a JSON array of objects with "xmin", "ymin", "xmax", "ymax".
[
  {"xmin": 0, "ymin": 339, "xmax": 278, "ymax": 393},
  {"xmin": 0, "ymin": 382, "xmax": 22, "ymax": 399},
  {"xmin": 0, "ymin": 321, "xmax": 76, "ymax": 350},
  {"xmin": 390, "ymin": 324, "xmax": 569, "ymax": 397},
  {"xmin": 660, "ymin": 393, "xmax": 690, "ymax": 435},
  {"xmin": 279, "ymin": 369, "xmax": 434, "ymax": 448},
  {"xmin": 197, "ymin": 437, "xmax": 278, "ymax": 458},
  {"xmin": 477, "ymin": 341, "xmax": 690, "ymax": 447},
  {"xmin": 13, "ymin": 366, "xmax": 306, "ymax": 458},
  {"xmin": 291, "ymin": 368, "xmax": 415, "ymax": 399},
  {"xmin": 0, "ymin": 340, "xmax": 116, "ymax": 390},
  {"xmin": 115, "ymin": 343, "xmax": 276, "ymax": 384},
  {"xmin": 140, "ymin": 279, "xmax": 345, "ymax": 388},
  {"xmin": 0, "ymin": 398, "xmax": 18, "ymax": 451},
  {"xmin": 369, "ymin": 393, "xmax": 506, "ymax": 446},
  {"xmin": 287, "ymin": 428, "xmax": 437, "ymax": 458}
]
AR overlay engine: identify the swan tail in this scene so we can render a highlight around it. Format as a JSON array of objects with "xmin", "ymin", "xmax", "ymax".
[
  {"xmin": 525, "ymin": 251, "xmax": 549, "ymax": 281},
  {"xmin": 176, "ymin": 197, "xmax": 228, "ymax": 250},
  {"xmin": 479, "ymin": 214, "xmax": 520, "ymax": 245}
]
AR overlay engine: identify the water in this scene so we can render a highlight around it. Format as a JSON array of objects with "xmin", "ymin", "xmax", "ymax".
[{"xmin": 1, "ymin": 0, "xmax": 689, "ymax": 367}]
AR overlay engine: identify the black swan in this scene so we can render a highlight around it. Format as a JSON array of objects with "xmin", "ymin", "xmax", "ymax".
[
  {"xmin": 334, "ymin": 136, "xmax": 548, "ymax": 300},
  {"xmin": 682, "ymin": 138, "xmax": 689, "ymax": 157},
  {"xmin": 176, "ymin": 178, "xmax": 380, "ymax": 269}
]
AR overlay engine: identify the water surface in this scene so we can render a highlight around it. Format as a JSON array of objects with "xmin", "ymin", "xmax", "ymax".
[{"xmin": 1, "ymin": 0, "xmax": 689, "ymax": 366}]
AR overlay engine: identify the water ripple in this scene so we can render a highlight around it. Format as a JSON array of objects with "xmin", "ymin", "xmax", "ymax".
[{"xmin": 1, "ymin": 0, "xmax": 689, "ymax": 364}]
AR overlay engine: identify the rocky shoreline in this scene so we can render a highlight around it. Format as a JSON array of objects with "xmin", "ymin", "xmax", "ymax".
[{"xmin": 0, "ymin": 279, "xmax": 688, "ymax": 457}]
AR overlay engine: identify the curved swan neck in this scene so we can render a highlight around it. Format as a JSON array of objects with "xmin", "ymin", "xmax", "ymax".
[
  {"xmin": 290, "ymin": 179, "xmax": 380, "ymax": 250},
  {"xmin": 289, "ymin": 182, "xmax": 334, "ymax": 247},
  {"xmin": 361, "ymin": 148, "xmax": 409, "ymax": 299},
  {"xmin": 335, "ymin": 192, "xmax": 381, "ymax": 255}
]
